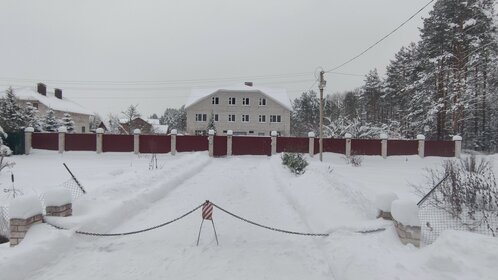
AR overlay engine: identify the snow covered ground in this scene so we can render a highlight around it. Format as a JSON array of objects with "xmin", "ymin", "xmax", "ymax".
[{"xmin": 0, "ymin": 150, "xmax": 497, "ymax": 280}]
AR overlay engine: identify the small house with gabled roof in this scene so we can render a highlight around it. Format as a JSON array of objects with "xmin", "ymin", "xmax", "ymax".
[{"xmin": 185, "ymin": 82, "xmax": 291, "ymax": 136}]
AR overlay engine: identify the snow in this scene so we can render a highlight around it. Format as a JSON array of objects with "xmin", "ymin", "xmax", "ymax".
[
  {"xmin": 9, "ymin": 195, "xmax": 43, "ymax": 219},
  {"xmin": 380, "ymin": 133, "xmax": 388, "ymax": 139},
  {"xmin": 170, "ymin": 129, "xmax": 177, "ymax": 135},
  {"xmin": 152, "ymin": 124, "xmax": 168, "ymax": 134},
  {"xmin": 375, "ymin": 192, "xmax": 398, "ymax": 212},
  {"xmin": 453, "ymin": 135, "xmax": 462, "ymax": 141},
  {"xmin": 417, "ymin": 134, "xmax": 425, "ymax": 140},
  {"xmin": 43, "ymin": 189, "xmax": 72, "ymax": 207},
  {"xmin": 1, "ymin": 87, "xmax": 93, "ymax": 116},
  {"xmin": 186, "ymin": 83, "xmax": 292, "ymax": 110},
  {"xmin": 57, "ymin": 126, "xmax": 67, "ymax": 133},
  {"xmin": 308, "ymin": 132, "xmax": 315, "ymax": 138},
  {"xmin": 96, "ymin": 128, "xmax": 104, "ymax": 134},
  {"xmin": 133, "ymin": 128, "xmax": 141, "ymax": 134},
  {"xmin": 0, "ymin": 151, "xmax": 497, "ymax": 279},
  {"xmin": 391, "ymin": 199, "xmax": 420, "ymax": 226},
  {"xmin": 24, "ymin": 127, "xmax": 34, "ymax": 133}
]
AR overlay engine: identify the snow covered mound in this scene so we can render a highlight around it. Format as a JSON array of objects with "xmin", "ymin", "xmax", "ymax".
[
  {"xmin": 9, "ymin": 195, "xmax": 43, "ymax": 219},
  {"xmin": 374, "ymin": 192, "xmax": 398, "ymax": 212},
  {"xmin": 43, "ymin": 189, "xmax": 72, "ymax": 207},
  {"xmin": 391, "ymin": 199, "xmax": 419, "ymax": 226}
]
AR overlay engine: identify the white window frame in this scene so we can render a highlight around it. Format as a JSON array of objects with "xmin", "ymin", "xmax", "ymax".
[
  {"xmin": 242, "ymin": 97, "xmax": 250, "ymax": 106},
  {"xmin": 270, "ymin": 115, "xmax": 281, "ymax": 123},
  {"xmin": 212, "ymin": 97, "xmax": 219, "ymax": 105},
  {"xmin": 228, "ymin": 114, "xmax": 236, "ymax": 122},
  {"xmin": 196, "ymin": 113, "xmax": 207, "ymax": 122},
  {"xmin": 259, "ymin": 115, "xmax": 266, "ymax": 123},
  {"xmin": 259, "ymin": 98, "xmax": 266, "ymax": 106},
  {"xmin": 228, "ymin": 97, "xmax": 236, "ymax": 105},
  {"xmin": 214, "ymin": 114, "xmax": 219, "ymax": 122},
  {"xmin": 242, "ymin": 114, "xmax": 250, "ymax": 123}
]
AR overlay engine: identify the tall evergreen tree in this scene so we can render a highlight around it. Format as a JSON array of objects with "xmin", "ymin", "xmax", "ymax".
[
  {"xmin": 60, "ymin": 113, "xmax": 75, "ymax": 133},
  {"xmin": 42, "ymin": 109, "xmax": 59, "ymax": 132},
  {"xmin": 0, "ymin": 87, "xmax": 25, "ymax": 132}
]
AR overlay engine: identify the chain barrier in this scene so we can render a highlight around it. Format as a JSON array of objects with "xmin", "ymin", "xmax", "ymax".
[
  {"xmin": 46, "ymin": 203, "xmax": 204, "ymax": 237},
  {"xmin": 211, "ymin": 202, "xmax": 329, "ymax": 236}
]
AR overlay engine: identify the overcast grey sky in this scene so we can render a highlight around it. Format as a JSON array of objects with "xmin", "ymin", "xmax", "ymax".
[{"xmin": 0, "ymin": 0, "xmax": 434, "ymax": 117}]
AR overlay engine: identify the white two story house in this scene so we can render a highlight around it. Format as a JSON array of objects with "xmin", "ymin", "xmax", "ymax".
[{"xmin": 186, "ymin": 82, "xmax": 291, "ymax": 136}]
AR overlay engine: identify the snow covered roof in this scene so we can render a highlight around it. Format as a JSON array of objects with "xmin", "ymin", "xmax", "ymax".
[
  {"xmin": 186, "ymin": 83, "xmax": 292, "ymax": 110},
  {"xmin": 146, "ymin": 119, "xmax": 160, "ymax": 125},
  {"xmin": 152, "ymin": 124, "xmax": 168, "ymax": 134},
  {"xmin": 1, "ymin": 87, "xmax": 94, "ymax": 116}
]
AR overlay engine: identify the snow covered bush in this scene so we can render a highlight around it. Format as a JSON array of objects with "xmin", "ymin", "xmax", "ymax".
[
  {"xmin": 0, "ymin": 125, "xmax": 12, "ymax": 157},
  {"xmin": 326, "ymin": 116, "xmax": 402, "ymax": 139},
  {"xmin": 416, "ymin": 154, "xmax": 498, "ymax": 235},
  {"xmin": 344, "ymin": 153, "xmax": 363, "ymax": 167},
  {"xmin": 281, "ymin": 153, "xmax": 308, "ymax": 175}
]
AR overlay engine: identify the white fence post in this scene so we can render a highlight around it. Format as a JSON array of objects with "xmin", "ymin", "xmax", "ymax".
[
  {"xmin": 58, "ymin": 126, "xmax": 67, "ymax": 154},
  {"xmin": 24, "ymin": 127, "xmax": 34, "ymax": 155},
  {"xmin": 271, "ymin": 131, "xmax": 277, "ymax": 155},
  {"xmin": 227, "ymin": 130, "xmax": 233, "ymax": 157},
  {"xmin": 417, "ymin": 134, "xmax": 425, "ymax": 158},
  {"xmin": 170, "ymin": 129, "xmax": 177, "ymax": 155},
  {"xmin": 308, "ymin": 132, "xmax": 315, "ymax": 157},
  {"xmin": 345, "ymin": 133, "xmax": 352, "ymax": 157},
  {"xmin": 453, "ymin": 135, "xmax": 462, "ymax": 158},
  {"xmin": 133, "ymin": 129, "xmax": 141, "ymax": 155},
  {"xmin": 96, "ymin": 128, "xmax": 104, "ymax": 154},
  {"xmin": 208, "ymin": 130, "xmax": 215, "ymax": 157},
  {"xmin": 380, "ymin": 133, "xmax": 388, "ymax": 159}
]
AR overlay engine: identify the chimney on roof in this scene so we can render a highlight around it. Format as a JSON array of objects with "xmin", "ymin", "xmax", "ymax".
[
  {"xmin": 244, "ymin": 82, "xmax": 253, "ymax": 87},
  {"xmin": 54, "ymin": 88, "xmax": 62, "ymax": 99},
  {"xmin": 37, "ymin": 83, "xmax": 46, "ymax": 96}
]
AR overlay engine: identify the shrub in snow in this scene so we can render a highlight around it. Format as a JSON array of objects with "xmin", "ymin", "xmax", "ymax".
[
  {"xmin": 415, "ymin": 154, "xmax": 498, "ymax": 235},
  {"xmin": 344, "ymin": 153, "xmax": 362, "ymax": 167},
  {"xmin": 391, "ymin": 199, "xmax": 420, "ymax": 226},
  {"xmin": 281, "ymin": 153, "xmax": 308, "ymax": 175},
  {"xmin": 9, "ymin": 195, "xmax": 43, "ymax": 219},
  {"xmin": 42, "ymin": 109, "xmax": 59, "ymax": 132},
  {"xmin": 60, "ymin": 113, "xmax": 75, "ymax": 133}
]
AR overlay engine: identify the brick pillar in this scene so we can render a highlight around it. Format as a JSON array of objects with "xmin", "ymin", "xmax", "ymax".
[
  {"xmin": 453, "ymin": 135, "xmax": 462, "ymax": 158},
  {"xmin": 227, "ymin": 130, "xmax": 233, "ymax": 156},
  {"xmin": 308, "ymin": 132, "xmax": 315, "ymax": 157},
  {"xmin": 208, "ymin": 130, "xmax": 215, "ymax": 157},
  {"xmin": 271, "ymin": 131, "xmax": 277, "ymax": 155},
  {"xmin": 96, "ymin": 128, "xmax": 104, "ymax": 154},
  {"xmin": 58, "ymin": 126, "xmax": 67, "ymax": 154},
  {"xmin": 24, "ymin": 127, "xmax": 34, "ymax": 155},
  {"xmin": 345, "ymin": 133, "xmax": 352, "ymax": 157},
  {"xmin": 44, "ymin": 189, "xmax": 72, "ymax": 217},
  {"xmin": 417, "ymin": 134, "xmax": 425, "ymax": 158},
  {"xmin": 9, "ymin": 196, "xmax": 43, "ymax": 247},
  {"xmin": 380, "ymin": 133, "xmax": 388, "ymax": 159},
  {"xmin": 133, "ymin": 129, "xmax": 141, "ymax": 155},
  {"xmin": 170, "ymin": 129, "xmax": 177, "ymax": 155}
]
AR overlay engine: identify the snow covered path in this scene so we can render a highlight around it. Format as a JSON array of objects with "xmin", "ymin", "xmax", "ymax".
[{"xmin": 31, "ymin": 156, "xmax": 351, "ymax": 280}]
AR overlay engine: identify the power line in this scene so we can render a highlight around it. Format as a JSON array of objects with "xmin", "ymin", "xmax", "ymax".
[{"xmin": 325, "ymin": 0, "xmax": 435, "ymax": 73}]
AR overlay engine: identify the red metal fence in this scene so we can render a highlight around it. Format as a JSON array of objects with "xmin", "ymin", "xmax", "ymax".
[
  {"xmin": 232, "ymin": 136, "xmax": 271, "ymax": 156},
  {"xmin": 32, "ymin": 133, "xmax": 58, "ymax": 150},
  {"xmin": 139, "ymin": 135, "xmax": 171, "ymax": 154},
  {"xmin": 103, "ymin": 135, "xmax": 133, "ymax": 152},
  {"xmin": 213, "ymin": 136, "xmax": 227, "ymax": 157},
  {"xmin": 176, "ymin": 135, "xmax": 208, "ymax": 152},
  {"xmin": 28, "ymin": 133, "xmax": 457, "ymax": 158},
  {"xmin": 65, "ymin": 134, "xmax": 96, "ymax": 151}
]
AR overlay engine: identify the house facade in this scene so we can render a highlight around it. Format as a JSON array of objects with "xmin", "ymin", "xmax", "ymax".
[
  {"xmin": 186, "ymin": 83, "xmax": 291, "ymax": 136},
  {"xmin": 9, "ymin": 83, "xmax": 93, "ymax": 133}
]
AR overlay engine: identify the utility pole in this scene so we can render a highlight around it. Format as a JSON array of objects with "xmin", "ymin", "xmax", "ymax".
[{"xmin": 318, "ymin": 71, "xmax": 326, "ymax": 162}]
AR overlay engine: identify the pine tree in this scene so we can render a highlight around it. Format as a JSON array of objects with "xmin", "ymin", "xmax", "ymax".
[
  {"xmin": 290, "ymin": 90, "xmax": 320, "ymax": 136},
  {"xmin": 361, "ymin": 69, "xmax": 383, "ymax": 124},
  {"xmin": 60, "ymin": 113, "xmax": 75, "ymax": 133},
  {"xmin": 0, "ymin": 87, "xmax": 25, "ymax": 132},
  {"xmin": 23, "ymin": 102, "xmax": 41, "ymax": 131},
  {"xmin": 42, "ymin": 109, "xmax": 59, "ymax": 132},
  {"xmin": 206, "ymin": 111, "xmax": 216, "ymax": 134}
]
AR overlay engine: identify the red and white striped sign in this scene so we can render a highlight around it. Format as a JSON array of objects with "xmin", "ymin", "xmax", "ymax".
[{"xmin": 202, "ymin": 202, "xmax": 213, "ymax": 220}]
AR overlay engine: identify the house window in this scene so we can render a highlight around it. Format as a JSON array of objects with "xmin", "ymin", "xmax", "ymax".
[
  {"xmin": 195, "ymin": 114, "xmax": 207, "ymax": 122},
  {"xmin": 214, "ymin": 114, "xmax": 219, "ymax": 122},
  {"xmin": 259, "ymin": 98, "xmax": 266, "ymax": 106},
  {"xmin": 242, "ymin": 115, "xmax": 249, "ymax": 122},
  {"xmin": 242, "ymin": 98, "xmax": 250, "ymax": 106},
  {"xmin": 270, "ymin": 115, "xmax": 281, "ymax": 123},
  {"xmin": 249, "ymin": 131, "xmax": 254, "ymax": 134},
  {"xmin": 228, "ymin": 114, "xmax": 236, "ymax": 122},
  {"xmin": 259, "ymin": 115, "xmax": 266, "ymax": 123},
  {"xmin": 212, "ymin": 97, "xmax": 219, "ymax": 105},
  {"xmin": 82, "ymin": 126, "xmax": 86, "ymax": 133},
  {"xmin": 228, "ymin": 97, "xmax": 236, "ymax": 105},
  {"xmin": 32, "ymin": 102, "xmax": 39, "ymax": 109}
]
